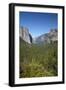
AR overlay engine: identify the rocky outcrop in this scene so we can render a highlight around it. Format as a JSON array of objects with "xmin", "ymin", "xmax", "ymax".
[
  {"xmin": 19, "ymin": 27, "xmax": 32, "ymax": 44},
  {"xmin": 33, "ymin": 29, "xmax": 58, "ymax": 44}
]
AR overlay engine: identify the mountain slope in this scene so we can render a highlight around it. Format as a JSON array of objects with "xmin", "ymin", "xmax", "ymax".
[{"xmin": 33, "ymin": 29, "xmax": 58, "ymax": 44}]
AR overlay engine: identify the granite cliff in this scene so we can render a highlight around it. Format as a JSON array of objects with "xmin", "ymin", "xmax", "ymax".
[{"xmin": 19, "ymin": 27, "xmax": 32, "ymax": 44}]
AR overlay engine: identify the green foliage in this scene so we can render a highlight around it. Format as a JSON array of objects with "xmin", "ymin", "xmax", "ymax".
[{"xmin": 19, "ymin": 40, "xmax": 58, "ymax": 78}]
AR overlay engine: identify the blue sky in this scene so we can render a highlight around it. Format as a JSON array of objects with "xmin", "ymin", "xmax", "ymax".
[{"xmin": 19, "ymin": 12, "xmax": 58, "ymax": 38}]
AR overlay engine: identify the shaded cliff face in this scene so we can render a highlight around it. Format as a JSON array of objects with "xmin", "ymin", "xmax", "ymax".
[
  {"xmin": 33, "ymin": 29, "xmax": 58, "ymax": 44},
  {"xmin": 19, "ymin": 27, "xmax": 32, "ymax": 44}
]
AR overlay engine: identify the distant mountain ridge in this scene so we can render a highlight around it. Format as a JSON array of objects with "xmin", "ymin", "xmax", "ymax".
[
  {"xmin": 19, "ymin": 26, "xmax": 58, "ymax": 44},
  {"xmin": 33, "ymin": 29, "xmax": 58, "ymax": 44}
]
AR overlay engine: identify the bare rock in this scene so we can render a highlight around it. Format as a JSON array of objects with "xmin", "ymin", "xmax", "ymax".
[{"xmin": 19, "ymin": 27, "xmax": 32, "ymax": 44}]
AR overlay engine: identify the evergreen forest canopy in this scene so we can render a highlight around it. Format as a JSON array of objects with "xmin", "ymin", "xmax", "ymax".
[{"xmin": 19, "ymin": 39, "xmax": 58, "ymax": 78}]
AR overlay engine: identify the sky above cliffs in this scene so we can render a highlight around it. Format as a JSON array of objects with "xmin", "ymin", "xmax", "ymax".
[{"xmin": 19, "ymin": 12, "xmax": 58, "ymax": 38}]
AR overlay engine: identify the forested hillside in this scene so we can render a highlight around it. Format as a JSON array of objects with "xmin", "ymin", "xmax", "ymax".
[{"xmin": 19, "ymin": 39, "xmax": 58, "ymax": 78}]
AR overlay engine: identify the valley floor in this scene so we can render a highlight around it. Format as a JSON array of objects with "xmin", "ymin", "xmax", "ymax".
[{"xmin": 19, "ymin": 40, "xmax": 58, "ymax": 78}]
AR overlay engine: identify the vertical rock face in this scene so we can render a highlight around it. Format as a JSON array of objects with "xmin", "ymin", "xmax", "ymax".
[{"xmin": 19, "ymin": 27, "xmax": 32, "ymax": 44}]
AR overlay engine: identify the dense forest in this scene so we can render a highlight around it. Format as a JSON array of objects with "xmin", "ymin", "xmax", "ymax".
[{"xmin": 19, "ymin": 39, "xmax": 58, "ymax": 78}]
